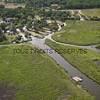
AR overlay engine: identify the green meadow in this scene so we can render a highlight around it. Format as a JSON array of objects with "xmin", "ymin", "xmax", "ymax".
[
  {"xmin": 0, "ymin": 45, "xmax": 94, "ymax": 100},
  {"xmin": 82, "ymin": 9, "xmax": 100, "ymax": 17},
  {"xmin": 52, "ymin": 20, "xmax": 100, "ymax": 45},
  {"xmin": 46, "ymin": 39, "xmax": 100, "ymax": 84}
]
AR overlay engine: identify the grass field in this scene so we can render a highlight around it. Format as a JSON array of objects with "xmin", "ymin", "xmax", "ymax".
[
  {"xmin": 52, "ymin": 20, "xmax": 100, "ymax": 45},
  {"xmin": 82, "ymin": 9, "xmax": 100, "ymax": 17},
  {"xmin": 0, "ymin": 41, "xmax": 9, "ymax": 45},
  {"xmin": 0, "ymin": 45, "xmax": 94, "ymax": 100},
  {"xmin": 46, "ymin": 39, "xmax": 100, "ymax": 84}
]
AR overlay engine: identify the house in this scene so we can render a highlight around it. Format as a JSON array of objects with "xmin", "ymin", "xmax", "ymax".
[{"xmin": 5, "ymin": 18, "xmax": 15, "ymax": 24}]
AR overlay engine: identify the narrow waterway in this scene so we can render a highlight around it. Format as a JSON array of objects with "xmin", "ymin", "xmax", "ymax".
[{"xmin": 31, "ymin": 33, "xmax": 100, "ymax": 100}]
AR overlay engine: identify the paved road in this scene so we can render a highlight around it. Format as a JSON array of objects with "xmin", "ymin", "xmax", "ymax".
[{"xmin": 31, "ymin": 36, "xmax": 100, "ymax": 100}]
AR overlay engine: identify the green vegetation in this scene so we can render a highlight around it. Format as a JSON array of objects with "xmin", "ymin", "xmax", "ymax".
[
  {"xmin": 1, "ymin": 0, "xmax": 100, "ymax": 9},
  {"xmin": 0, "ymin": 27, "xmax": 7, "ymax": 42},
  {"xmin": 52, "ymin": 20, "xmax": 100, "ymax": 45},
  {"xmin": 0, "ymin": 45, "xmax": 94, "ymax": 100},
  {"xmin": 27, "ymin": 0, "xmax": 100, "ymax": 9},
  {"xmin": 0, "ymin": 40, "xmax": 9, "ymax": 44},
  {"xmin": 0, "ymin": 8, "xmax": 67, "ymax": 42},
  {"xmin": 46, "ymin": 39, "xmax": 100, "ymax": 84},
  {"xmin": 82, "ymin": 9, "xmax": 100, "ymax": 17},
  {"xmin": 0, "ymin": 0, "xmax": 24, "ymax": 3},
  {"xmin": 96, "ymin": 45, "xmax": 100, "ymax": 49}
]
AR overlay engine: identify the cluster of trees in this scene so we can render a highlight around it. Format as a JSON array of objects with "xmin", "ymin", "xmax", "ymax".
[
  {"xmin": 0, "ymin": 29, "xmax": 6, "ymax": 42},
  {"xmin": 0, "ymin": 0, "xmax": 100, "ymax": 42},
  {"xmin": 0, "ymin": 7, "xmax": 34, "ymax": 27},
  {"xmin": 0, "ymin": 23, "xmax": 7, "ymax": 42},
  {"xmin": 1, "ymin": 0, "xmax": 100, "ymax": 9},
  {"xmin": 43, "ymin": 10, "xmax": 72, "ymax": 21},
  {"xmin": 33, "ymin": 19, "xmax": 48, "ymax": 30},
  {"xmin": 0, "ymin": 8, "xmax": 57, "ymax": 32},
  {"xmin": 25, "ymin": 0, "xmax": 100, "ymax": 9},
  {"xmin": 0, "ymin": 7, "xmax": 64, "ymax": 31}
]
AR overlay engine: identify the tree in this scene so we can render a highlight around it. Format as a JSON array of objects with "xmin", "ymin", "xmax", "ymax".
[
  {"xmin": 0, "ymin": 28, "xmax": 6, "ymax": 42},
  {"xmin": 0, "ymin": 23, "xmax": 7, "ymax": 33},
  {"xmin": 4, "ymin": 0, "xmax": 8, "ymax": 4}
]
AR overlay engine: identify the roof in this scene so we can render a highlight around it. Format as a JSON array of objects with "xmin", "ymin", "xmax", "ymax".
[{"xmin": 72, "ymin": 76, "xmax": 83, "ymax": 82}]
